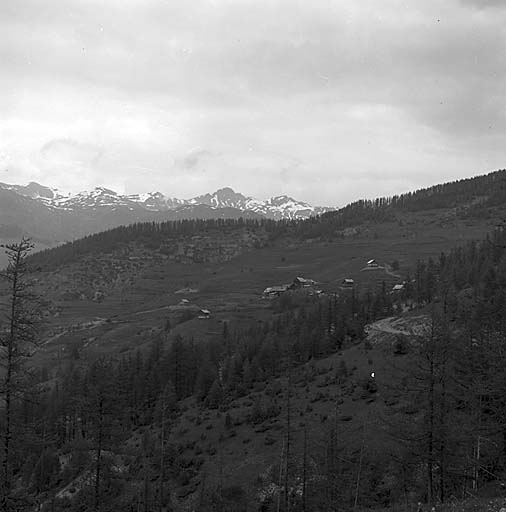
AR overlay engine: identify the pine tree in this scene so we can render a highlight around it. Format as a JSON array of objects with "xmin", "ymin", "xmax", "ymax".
[
  {"xmin": 0, "ymin": 238, "xmax": 40, "ymax": 511},
  {"xmin": 157, "ymin": 382, "xmax": 176, "ymax": 512},
  {"xmin": 390, "ymin": 309, "xmax": 457, "ymax": 506},
  {"xmin": 82, "ymin": 359, "xmax": 117, "ymax": 512}
]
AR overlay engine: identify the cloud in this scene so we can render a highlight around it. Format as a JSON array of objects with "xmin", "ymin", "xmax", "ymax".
[
  {"xmin": 174, "ymin": 149, "xmax": 214, "ymax": 171},
  {"xmin": 2, "ymin": 0, "xmax": 506, "ymax": 204},
  {"xmin": 31, "ymin": 139, "xmax": 114, "ymax": 193},
  {"xmin": 459, "ymin": 0, "xmax": 506, "ymax": 9},
  {"xmin": 39, "ymin": 139, "xmax": 103, "ymax": 167}
]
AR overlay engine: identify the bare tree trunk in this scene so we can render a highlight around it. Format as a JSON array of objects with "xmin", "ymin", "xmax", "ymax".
[
  {"xmin": 284, "ymin": 363, "xmax": 292, "ymax": 512},
  {"xmin": 427, "ymin": 325, "xmax": 435, "ymax": 506},
  {"xmin": 144, "ymin": 461, "xmax": 149, "ymax": 512},
  {"xmin": 353, "ymin": 419, "xmax": 366, "ymax": 511},
  {"xmin": 218, "ymin": 440, "xmax": 223, "ymax": 504},
  {"xmin": 94, "ymin": 397, "xmax": 104, "ymax": 512},
  {"xmin": 2, "ymin": 310, "xmax": 14, "ymax": 510},
  {"xmin": 158, "ymin": 413, "xmax": 165, "ymax": 512},
  {"xmin": 277, "ymin": 437, "xmax": 285, "ymax": 512},
  {"xmin": 302, "ymin": 428, "xmax": 307, "ymax": 512},
  {"xmin": 198, "ymin": 472, "xmax": 206, "ymax": 511},
  {"xmin": 159, "ymin": 409, "xmax": 165, "ymax": 512},
  {"xmin": 439, "ymin": 346, "xmax": 449, "ymax": 504}
]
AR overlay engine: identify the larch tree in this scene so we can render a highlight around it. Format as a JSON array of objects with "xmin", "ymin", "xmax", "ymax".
[
  {"xmin": 0, "ymin": 238, "xmax": 40, "ymax": 511},
  {"xmin": 390, "ymin": 308, "xmax": 457, "ymax": 507}
]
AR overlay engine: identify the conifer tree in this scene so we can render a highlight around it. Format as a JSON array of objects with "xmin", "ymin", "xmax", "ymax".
[{"xmin": 0, "ymin": 238, "xmax": 40, "ymax": 511}]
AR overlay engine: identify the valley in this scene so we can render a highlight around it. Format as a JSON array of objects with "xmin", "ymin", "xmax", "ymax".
[{"xmin": 33, "ymin": 210, "xmax": 493, "ymax": 367}]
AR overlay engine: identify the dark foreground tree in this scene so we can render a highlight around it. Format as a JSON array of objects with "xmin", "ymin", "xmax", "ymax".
[{"xmin": 0, "ymin": 238, "xmax": 40, "ymax": 511}]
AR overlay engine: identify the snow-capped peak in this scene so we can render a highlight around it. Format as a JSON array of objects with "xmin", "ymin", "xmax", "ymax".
[
  {"xmin": 0, "ymin": 181, "xmax": 58, "ymax": 200},
  {"xmin": 127, "ymin": 191, "xmax": 185, "ymax": 211},
  {"xmin": 0, "ymin": 182, "xmax": 334, "ymax": 219}
]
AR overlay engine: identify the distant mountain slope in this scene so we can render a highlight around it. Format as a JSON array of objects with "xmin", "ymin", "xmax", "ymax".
[
  {"xmin": 3, "ymin": 168, "xmax": 506, "ymax": 264},
  {"xmin": 28, "ymin": 168, "xmax": 506, "ymax": 270},
  {"xmin": 0, "ymin": 181, "xmax": 57, "ymax": 200},
  {"xmin": 311, "ymin": 168, "xmax": 506, "ymax": 231},
  {"xmin": 188, "ymin": 187, "xmax": 332, "ymax": 219},
  {"xmin": 0, "ymin": 182, "xmax": 328, "ymax": 259},
  {"xmin": 0, "ymin": 181, "xmax": 332, "ymax": 219}
]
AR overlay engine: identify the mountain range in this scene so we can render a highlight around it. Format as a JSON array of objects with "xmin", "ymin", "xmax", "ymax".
[
  {"xmin": 0, "ymin": 181, "xmax": 334, "ymax": 259},
  {"xmin": 0, "ymin": 181, "xmax": 332, "ymax": 218}
]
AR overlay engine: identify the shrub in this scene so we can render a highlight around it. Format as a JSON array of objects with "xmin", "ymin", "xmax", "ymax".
[
  {"xmin": 224, "ymin": 412, "xmax": 232, "ymax": 429},
  {"xmin": 393, "ymin": 335, "xmax": 409, "ymax": 355}
]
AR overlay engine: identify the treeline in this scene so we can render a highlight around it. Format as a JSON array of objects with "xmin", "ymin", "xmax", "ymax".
[
  {"xmin": 28, "ymin": 217, "xmax": 286, "ymax": 270},
  {"xmin": 293, "ymin": 168, "xmax": 506, "ymax": 238},
  {"xmin": 380, "ymin": 168, "xmax": 506, "ymax": 212},
  {"xmin": 333, "ymin": 168, "xmax": 506, "ymax": 213}
]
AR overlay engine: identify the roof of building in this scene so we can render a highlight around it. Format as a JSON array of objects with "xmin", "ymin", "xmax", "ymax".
[
  {"xmin": 270, "ymin": 285, "xmax": 290, "ymax": 292},
  {"xmin": 294, "ymin": 276, "xmax": 316, "ymax": 284}
]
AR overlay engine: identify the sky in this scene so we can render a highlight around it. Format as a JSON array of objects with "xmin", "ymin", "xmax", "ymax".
[{"xmin": 1, "ymin": 0, "xmax": 506, "ymax": 206}]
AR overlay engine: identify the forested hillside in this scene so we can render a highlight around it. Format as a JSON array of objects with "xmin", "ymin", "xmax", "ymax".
[
  {"xmin": 3, "ymin": 220, "xmax": 506, "ymax": 509},
  {"xmin": 3, "ymin": 171, "xmax": 506, "ymax": 510}
]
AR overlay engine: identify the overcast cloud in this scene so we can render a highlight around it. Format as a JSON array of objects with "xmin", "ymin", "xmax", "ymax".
[{"xmin": 1, "ymin": 0, "xmax": 505, "ymax": 205}]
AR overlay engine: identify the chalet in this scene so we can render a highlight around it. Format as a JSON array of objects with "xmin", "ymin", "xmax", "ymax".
[
  {"xmin": 367, "ymin": 259, "xmax": 379, "ymax": 268},
  {"xmin": 341, "ymin": 278, "xmax": 355, "ymax": 288},
  {"xmin": 262, "ymin": 284, "xmax": 291, "ymax": 298},
  {"xmin": 179, "ymin": 298, "xmax": 190, "ymax": 305},
  {"xmin": 198, "ymin": 309, "xmax": 211, "ymax": 319},
  {"xmin": 174, "ymin": 287, "xmax": 199, "ymax": 294},
  {"xmin": 392, "ymin": 284, "xmax": 405, "ymax": 293},
  {"xmin": 290, "ymin": 276, "xmax": 318, "ymax": 289}
]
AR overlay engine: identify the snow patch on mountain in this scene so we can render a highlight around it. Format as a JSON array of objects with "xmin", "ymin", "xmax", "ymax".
[{"xmin": 0, "ymin": 182, "xmax": 334, "ymax": 220}]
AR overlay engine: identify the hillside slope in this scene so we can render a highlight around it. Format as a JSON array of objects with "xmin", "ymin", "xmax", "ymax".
[
  {"xmin": 0, "ymin": 182, "xmax": 332, "ymax": 266},
  {"xmin": 4, "ymin": 170, "xmax": 506, "ymax": 510}
]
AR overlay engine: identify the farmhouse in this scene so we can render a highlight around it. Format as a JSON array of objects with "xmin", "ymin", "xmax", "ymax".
[
  {"xmin": 198, "ymin": 309, "xmax": 211, "ymax": 319},
  {"xmin": 290, "ymin": 276, "xmax": 318, "ymax": 289},
  {"xmin": 174, "ymin": 287, "xmax": 199, "ymax": 294},
  {"xmin": 262, "ymin": 276, "xmax": 318, "ymax": 299},
  {"xmin": 392, "ymin": 284, "xmax": 405, "ymax": 293},
  {"xmin": 341, "ymin": 278, "xmax": 355, "ymax": 288},
  {"xmin": 262, "ymin": 285, "xmax": 291, "ymax": 298},
  {"xmin": 367, "ymin": 259, "xmax": 379, "ymax": 268}
]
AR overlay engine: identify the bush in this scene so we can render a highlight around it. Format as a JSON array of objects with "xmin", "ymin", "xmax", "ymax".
[
  {"xmin": 224, "ymin": 412, "xmax": 232, "ymax": 429},
  {"xmin": 178, "ymin": 309, "xmax": 197, "ymax": 324},
  {"xmin": 393, "ymin": 335, "xmax": 409, "ymax": 355}
]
